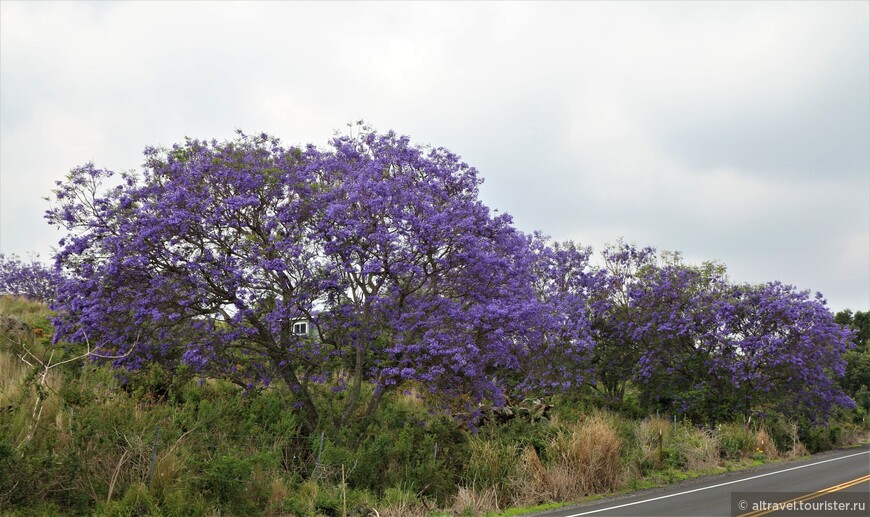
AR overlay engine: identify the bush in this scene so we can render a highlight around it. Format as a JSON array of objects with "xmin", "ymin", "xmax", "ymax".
[
  {"xmin": 196, "ymin": 453, "xmax": 254, "ymax": 507},
  {"xmin": 718, "ymin": 423, "xmax": 753, "ymax": 459},
  {"xmin": 318, "ymin": 392, "xmax": 466, "ymax": 502},
  {"xmin": 99, "ymin": 482, "xmax": 160, "ymax": 517}
]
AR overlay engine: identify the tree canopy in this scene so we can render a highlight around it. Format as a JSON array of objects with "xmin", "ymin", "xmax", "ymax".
[{"xmin": 45, "ymin": 128, "xmax": 552, "ymax": 432}]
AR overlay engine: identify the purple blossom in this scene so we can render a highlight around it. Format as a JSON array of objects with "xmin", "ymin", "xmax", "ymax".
[{"xmin": 47, "ymin": 125, "xmax": 548, "ymax": 433}]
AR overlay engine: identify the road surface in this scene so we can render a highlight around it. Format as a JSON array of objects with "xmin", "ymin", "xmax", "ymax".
[{"xmin": 527, "ymin": 445, "xmax": 869, "ymax": 517}]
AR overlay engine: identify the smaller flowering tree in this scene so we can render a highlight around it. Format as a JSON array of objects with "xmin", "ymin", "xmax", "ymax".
[
  {"xmin": 583, "ymin": 242, "xmax": 659, "ymax": 408},
  {"xmin": 720, "ymin": 283, "xmax": 854, "ymax": 422},
  {"xmin": 629, "ymin": 259, "xmax": 735, "ymax": 422},
  {"xmin": 0, "ymin": 254, "xmax": 61, "ymax": 304},
  {"xmin": 629, "ymin": 259, "xmax": 854, "ymax": 423},
  {"xmin": 518, "ymin": 234, "xmax": 597, "ymax": 394}
]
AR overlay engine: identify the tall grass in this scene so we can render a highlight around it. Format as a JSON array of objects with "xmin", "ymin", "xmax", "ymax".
[
  {"xmin": 550, "ymin": 413, "xmax": 623, "ymax": 496},
  {"xmin": 463, "ymin": 436, "xmax": 520, "ymax": 509},
  {"xmin": 675, "ymin": 426, "xmax": 719, "ymax": 471},
  {"xmin": 718, "ymin": 422, "xmax": 754, "ymax": 459},
  {"xmin": 0, "ymin": 350, "xmax": 28, "ymax": 407},
  {"xmin": 634, "ymin": 416, "xmax": 672, "ymax": 469},
  {"xmin": 509, "ymin": 412, "xmax": 624, "ymax": 506},
  {"xmin": 754, "ymin": 428, "xmax": 779, "ymax": 458}
]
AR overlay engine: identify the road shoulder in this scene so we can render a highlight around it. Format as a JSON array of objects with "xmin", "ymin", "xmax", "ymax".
[{"xmin": 521, "ymin": 444, "xmax": 870, "ymax": 517}]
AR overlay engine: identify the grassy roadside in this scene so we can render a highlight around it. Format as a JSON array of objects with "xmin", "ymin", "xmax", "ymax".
[
  {"xmin": 1, "ymin": 295, "xmax": 868, "ymax": 517},
  {"xmin": 487, "ymin": 458, "xmax": 776, "ymax": 517},
  {"xmin": 488, "ymin": 443, "xmax": 870, "ymax": 517}
]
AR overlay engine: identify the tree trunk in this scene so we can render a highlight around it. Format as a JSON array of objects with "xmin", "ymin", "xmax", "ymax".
[
  {"xmin": 276, "ymin": 364, "xmax": 319, "ymax": 434},
  {"xmin": 338, "ymin": 345, "xmax": 366, "ymax": 427}
]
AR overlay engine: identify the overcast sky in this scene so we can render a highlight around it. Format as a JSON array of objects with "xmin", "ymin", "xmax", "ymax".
[{"xmin": 1, "ymin": 1, "xmax": 868, "ymax": 312}]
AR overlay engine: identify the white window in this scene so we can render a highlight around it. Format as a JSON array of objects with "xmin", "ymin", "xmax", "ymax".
[{"xmin": 293, "ymin": 322, "xmax": 308, "ymax": 335}]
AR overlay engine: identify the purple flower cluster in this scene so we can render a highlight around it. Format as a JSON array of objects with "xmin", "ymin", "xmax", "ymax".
[{"xmin": 0, "ymin": 254, "xmax": 62, "ymax": 303}]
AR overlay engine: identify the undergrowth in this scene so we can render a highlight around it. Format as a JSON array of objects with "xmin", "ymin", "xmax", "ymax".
[{"xmin": 1, "ymin": 295, "xmax": 867, "ymax": 516}]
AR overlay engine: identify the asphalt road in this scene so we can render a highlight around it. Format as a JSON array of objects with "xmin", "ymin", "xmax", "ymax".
[{"xmin": 527, "ymin": 445, "xmax": 870, "ymax": 517}]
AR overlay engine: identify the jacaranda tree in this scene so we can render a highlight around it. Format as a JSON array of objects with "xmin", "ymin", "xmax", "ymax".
[
  {"xmin": 629, "ymin": 258, "xmax": 737, "ymax": 422},
  {"xmin": 584, "ymin": 242, "xmax": 659, "ymax": 409},
  {"xmin": 519, "ymin": 234, "xmax": 597, "ymax": 394},
  {"xmin": 719, "ymin": 283, "xmax": 854, "ymax": 422},
  {"xmin": 46, "ymin": 127, "xmax": 545, "ymax": 433},
  {"xmin": 630, "ymin": 258, "xmax": 854, "ymax": 423},
  {"xmin": 0, "ymin": 254, "xmax": 61, "ymax": 303}
]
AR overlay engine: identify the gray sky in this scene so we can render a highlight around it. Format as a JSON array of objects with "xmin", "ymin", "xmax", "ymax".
[{"xmin": 1, "ymin": 1, "xmax": 868, "ymax": 312}]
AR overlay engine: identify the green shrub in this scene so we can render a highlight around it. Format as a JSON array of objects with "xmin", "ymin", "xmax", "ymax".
[
  {"xmin": 315, "ymin": 393, "xmax": 466, "ymax": 502},
  {"xmin": 195, "ymin": 453, "xmax": 256, "ymax": 513},
  {"xmin": 800, "ymin": 424, "xmax": 834, "ymax": 453},
  {"xmin": 718, "ymin": 423, "xmax": 753, "ymax": 459},
  {"xmin": 100, "ymin": 482, "xmax": 160, "ymax": 517}
]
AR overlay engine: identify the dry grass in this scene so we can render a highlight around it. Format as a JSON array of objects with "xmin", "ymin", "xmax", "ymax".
[
  {"xmin": 73, "ymin": 430, "xmax": 154, "ymax": 505},
  {"xmin": 635, "ymin": 416, "xmax": 672, "ymax": 466},
  {"xmin": 0, "ymin": 296, "xmax": 66, "ymax": 443},
  {"xmin": 553, "ymin": 414, "xmax": 623, "ymax": 495},
  {"xmin": 0, "ymin": 350, "xmax": 29, "ymax": 406},
  {"xmin": 451, "ymin": 486, "xmax": 500, "ymax": 516},
  {"xmin": 267, "ymin": 477, "xmax": 289, "ymax": 511},
  {"xmin": 464, "ymin": 436, "xmax": 520, "ymax": 507},
  {"xmin": 0, "ymin": 356, "xmax": 64, "ymax": 447},
  {"xmin": 515, "ymin": 446, "xmax": 550, "ymax": 505},
  {"xmin": 0, "ymin": 301, "xmax": 38, "ymax": 407},
  {"xmin": 754, "ymin": 428, "xmax": 779, "ymax": 458},
  {"xmin": 638, "ymin": 416, "xmax": 673, "ymax": 442},
  {"xmin": 0, "ymin": 295, "xmax": 53, "ymax": 325},
  {"xmin": 676, "ymin": 427, "xmax": 720, "ymax": 471},
  {"xmin": 514, "ymin": 412, "xmax": 623, "ymax": 505},
  {"xmin": 152, "ymin": 449, "xmax": 188, "ymax": 497},
  {"xmin": 789, "ymin": 441, "xmax": 809, "ymax": 458}
]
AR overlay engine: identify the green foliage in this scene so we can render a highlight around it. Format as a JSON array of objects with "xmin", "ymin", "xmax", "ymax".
[
  {"xmin": 100, "ymin": 482, "xmax": 161, "ymax": 517},
  {"xmin": 318, "ymin": 391, "xmax": 468, "ymax": 502},
  {"xmin": 478, "ymin": 414, "xmax": 557, "ymax": 464},
  {"xmin": 854, "ymin": 386, "xmax": 870, "ymax": 412},
  {"xmin": 835, "ymin": 309, "xmax": 870, "ymax": 351},
  {"xmin": 193, "ymin": 453, "xmax": 260, "ymax": 514},
  {"xmin": 801, "ymin": 424, "xmax": 836, "ymax": 453},
  {"xmin": 717, "ymin": 423, "xmax": 754, "ymax": 459},
  {"xmin": 1, "ymin": 295, "xmax": 867, "ymax": 516},
  {"xmin": 837, "ymin": 309, "xmax": 870, "ymax": 414},
  {"xmin": 842, "ymin": 349, "xmax": 870, "ymax": 399}
]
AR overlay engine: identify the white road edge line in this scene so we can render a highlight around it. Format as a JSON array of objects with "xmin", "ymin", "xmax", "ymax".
[{"xmin": 562, "ymin": 449, "xmax": 870, "ymax": 516}]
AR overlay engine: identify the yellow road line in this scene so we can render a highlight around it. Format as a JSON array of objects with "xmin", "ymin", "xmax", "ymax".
[{"xmin": 738, "ymin": 474, "xmax": 870, "ymax": 516}]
